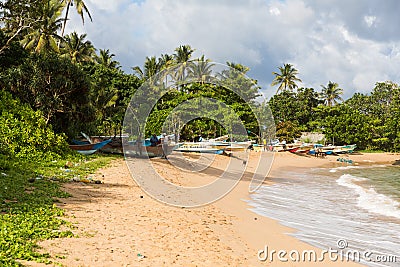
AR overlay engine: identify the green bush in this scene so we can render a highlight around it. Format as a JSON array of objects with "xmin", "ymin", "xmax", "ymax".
[{"xmin": 0, "ymin": 91, "xmax": 69, "ymax": 160}]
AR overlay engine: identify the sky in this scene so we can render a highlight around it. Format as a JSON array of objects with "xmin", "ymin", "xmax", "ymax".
[{"xmin": 65, "ymin": 0, "xmax": 400, "ymax": 99}]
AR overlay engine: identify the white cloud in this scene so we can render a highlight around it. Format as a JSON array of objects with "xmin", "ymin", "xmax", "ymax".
[
  {"xmin": 64, "ymin": 0, "xmax": 400, "ymax": 99},
  {"xmin": 269, "ymin": 6, "xmax": 280, "ymax": 16},
  {"xmin": 364, "ymin": 15, "xmax": 377, "ymax": 28}
]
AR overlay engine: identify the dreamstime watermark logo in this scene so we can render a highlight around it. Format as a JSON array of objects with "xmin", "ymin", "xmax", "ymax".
[
  {"xmin": 258, "ymin": 239, "xmax": 398, "ymax": 264},
  {"xmin": 122, "ymin": 62, "xmax": 275, "ymax": 207}
]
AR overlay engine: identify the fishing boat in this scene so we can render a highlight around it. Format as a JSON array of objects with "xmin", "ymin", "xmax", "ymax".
[
  {"xmin": 69, "ymin": 139, "xmax": 112, "ymax": 155},
  {"xmin": 224, "ymin": 141, "xmax": 252, "ymax": 152},
  {"xmin": 333, "ymin": 144, "xmax": 357, "ymax": 154},
  {"xmin": 174, "ymin": 142, "xmax": 225, "ymax": 154},
  {"xmin": 126, "ymin": 140, "xmax": 175, "ymax": 157}
]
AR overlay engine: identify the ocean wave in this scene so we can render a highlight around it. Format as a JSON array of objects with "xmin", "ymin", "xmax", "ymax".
[
  {"xmin": 329, "ymin": 164, "xmax": 387, "ymax": 173},
  {"xmin": 337, "ymin": 174, "xmax": 400, "ymax": 219}
]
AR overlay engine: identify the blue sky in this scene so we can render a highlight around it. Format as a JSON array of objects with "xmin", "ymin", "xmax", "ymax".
[{"xmin": 65, "ymin": 0, "xmax": 400, "ymax": 99}]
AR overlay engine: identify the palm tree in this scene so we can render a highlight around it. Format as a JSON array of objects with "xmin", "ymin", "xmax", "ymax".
[
  {"xmin": 174, "ymin": 44, "xmax": 194, "ymax": 63},
  {"xmin": 159, "ymin": 54, "xmax": 174, "ymax": 70},
  {"xmin": 320, "ymin": 81, "xmax": 343, "ymax": 106},
  {"xmin": 59, "ymin": 0, "xmax": 92, "ymax": 38},
  {"xmin": 95, "ymin": 49, "xmax": 120, "ymax": 69},
  {"xmin": 271, "ymin": 63, "xmax": 302, "ymax": 94},
  {"xmin": 60, "ymin": 31, "xmax": 95, "ymax": 63},
  {"xmin": 187, "ymin": 55, "xmax": 214, "ymax": 84},
  {"xmin": 173, "ymin": 45, "xmax": 194, "ymax": 85},
  {"xmin": 226, "ymin": 62, "xmax": 250, "ymax": 74},
  {"xmin": 132, "ymin": 56, "xmax": 161, "ymax": 81},
  {"xmin": 21, "ymin": 0, "xmax": 64, "ymax": 53}
]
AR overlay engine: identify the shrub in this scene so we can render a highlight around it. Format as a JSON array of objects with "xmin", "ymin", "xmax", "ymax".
[{"xmin": 0, "ymin": 91, "xmax": 69, "ymax": 160}]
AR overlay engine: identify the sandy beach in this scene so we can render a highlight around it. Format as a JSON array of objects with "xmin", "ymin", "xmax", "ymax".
[{"xmin": 25, "ymin": 151, "xmax": 400, "ymax": 266}]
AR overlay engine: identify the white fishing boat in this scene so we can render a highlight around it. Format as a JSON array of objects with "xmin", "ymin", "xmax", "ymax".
[
  {"xmin": 174, "ymin": 142, "xmax": 225, "ymax": 154},
  {"xmin": 224, "ymin": 141, "xmax": 252, "ymax": 152}
]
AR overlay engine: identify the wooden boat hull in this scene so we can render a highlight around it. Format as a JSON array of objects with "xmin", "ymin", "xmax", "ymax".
[
  {"xmin": 126, "ymin": 144, "xmax": 175, "ymax": 157},
  {"xmin": 69, "ymin": 139, "xmax": 112, "ymax": 155},
  {"xmin": 174, "ymin": 142, "xmax": 224, "ymax": 154}
]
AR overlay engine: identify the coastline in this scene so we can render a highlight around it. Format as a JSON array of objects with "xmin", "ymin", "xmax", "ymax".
[
  {"xmin": 213, "ymin": 151, "xmax": 399, "ymax": 266},
  {"xmin": 28, "ymin": 152, "xmax": 399, "ymax": 266}
]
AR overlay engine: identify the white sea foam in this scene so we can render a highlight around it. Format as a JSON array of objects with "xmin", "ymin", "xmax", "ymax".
[
  {"xmin": 329, "ymin": 164, "xmax": 387, "ymax": 173},
  {"xmin": 337, "ymin": 174, "xmax": 400, "ymax": 219},
  {"xmin": 329, "ymin": 165, "xmax": 360, "ymax": 173}
]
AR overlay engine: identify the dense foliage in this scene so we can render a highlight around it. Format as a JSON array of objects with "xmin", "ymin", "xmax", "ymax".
[
  {"xmin": 268, "ymin": 80, "xmax": 400, "ymax": 151},
  {"xmin": 0, "ymin": 91, "xmax": 69, "ymax": 160}
]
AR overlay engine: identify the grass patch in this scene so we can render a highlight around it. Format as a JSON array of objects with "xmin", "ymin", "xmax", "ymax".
[{"xmin": 0, "ymin": 153, "xmax": 118, "ymax": 266}]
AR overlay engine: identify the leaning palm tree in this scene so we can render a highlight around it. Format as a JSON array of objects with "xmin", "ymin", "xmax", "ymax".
[
  {"xmin": 60, "ymin": 31, "xmax": 95, "ymax": 63},
  {"xmin": 21, "ymin": 0, "xmax": 64, "ymax": 53},
  {"xmin": 320, "ymin": 81, "xmax": 344, "ymax": 106},
  {"xmin": 59, "ymin": 0, "xmax": 92, "ymax": 38},
  {"xmin": 95, "ymin": 49, "xmax": 120, "ymax": 69},
  {"xmin": 271, "ymin": 63, "xmax": 302, "ymax": 94}
]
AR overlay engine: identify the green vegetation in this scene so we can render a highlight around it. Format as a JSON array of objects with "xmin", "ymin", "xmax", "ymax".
[
  {"xmin": 0, "ymin": 90, "xmax": 69, "ymax": 160},
  {"xmin": 0, "ymin": 154, "xmax": 115, "ymax": 266},
  {"xmin": 269, "ymin": 74, "xmax": 400, "ymax": 151}
]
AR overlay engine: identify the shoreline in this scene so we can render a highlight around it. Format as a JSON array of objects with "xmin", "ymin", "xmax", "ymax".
[
  {"xmin": 27, "ymin": 151, "xmax": 399, "ymax": 266},
  {"xmin": 215, "ymin": 151, "xmax": 399, "ymax": 266}
]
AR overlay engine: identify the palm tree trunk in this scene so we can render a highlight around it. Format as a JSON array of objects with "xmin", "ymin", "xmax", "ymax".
[{"xmin": 58, "ymin": 1, "xmax": 71, "ymax": 48}]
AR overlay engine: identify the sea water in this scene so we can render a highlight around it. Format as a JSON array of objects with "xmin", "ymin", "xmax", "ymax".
[{"xmin": 248, "ymin": 164, "xmax": 400, "ymax": 266}]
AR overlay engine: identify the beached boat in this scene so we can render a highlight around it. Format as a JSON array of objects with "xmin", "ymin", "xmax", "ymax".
[
  {"xmin": 174, "ymin": 142, "xmax": 225, "ymax": 154},
  {"xmin": 309, "ymin": 144, "xmax": 357, "ymax": 156},
  {"xmin": 224, "ymin": 141, "xmax": 252, "ymax": 152},
  {"xmin": 126, "ymin": 140, "xmax": 175, "ymax": 157},
  {"xmin": 69, "ymin": 139, "xmax": 112, "ymax": 155}
]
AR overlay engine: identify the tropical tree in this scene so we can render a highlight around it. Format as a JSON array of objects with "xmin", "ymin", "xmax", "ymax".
[
  {"xmin": 59, "ymin": 0, "xmax": 92, "ymax": 38},
  {"xmin": 95, "ymin": 49, "xmax": 120, "ymax": 69},
  {"xmin": 187, "ymin": 55, "xmax": 214, "ymax": 84},
  {"xmin": 275, "ymin": 120, "xmax": 302, "ymax": 143},
  {"xmin": 320, "ymin": 81, "xmax": 343, "ymax": 107},
  {"xmin": 20, "ymin": 0, "xmax": 65, "ymax": 53},
  {"xmin": 0, "ymin": 29, "xmax": 27, "ymax": 70},
  {"xmin": 173, "ymin": 44, "xmax": 194, "ymax": 85},
  {"xmin": 60, "ymin": 31, "xmax": 95, "ymax": 63},
  {"xmin": 132, "ymin": 56, "xmax": 162, "ymax": 82},
  {"xmin": 271, "ymin": 63, "xmax": 302, "ymax": 93},
  {"xmin": 0, "ymin": 0, "xmax": 41, "ymax": 53},
  {"xmin": 159, "ymin": 53, "xmax": 174, "ymax": 70},
  {"xmin": 174, "ymin": 44, "xmax": 194, "ymax": 63},
  {"xmin": 2, "ymin": 52, "xmax": 93, "ymax": 137}
]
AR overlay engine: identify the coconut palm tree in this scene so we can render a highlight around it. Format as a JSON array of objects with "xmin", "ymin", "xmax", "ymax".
[
  {"xmin": 320, "ymin": 81, "xmax": 344, "ymax": 106},
  {"xmin": 132, "ymin": 56, "xmax": 161, "ymax": 81},
  {"xmin": 226, "ymin": 61, "xmax": 250, "ymax": 74},
  {"xmin": 21, "ymin": 0, "xmax": 64, "ymax": 53},
  {"xmin": 95, "ymin": 49, "xmax": 120, "ymax": 69},
  {"xmin": 60, "ymin": 31, "xmax": 95, "ymax": 63},
  {"xmin": 174, "ymin": 44, "xmax": 194, "ymax": 63},
  {"xmin": 59, "ymin": 0, "xmax": 92, "ymax": 38},
  {"xmin": 159, "ymin": 54, "xmax": 174, "ymax": 70},
  {"xmin": 173, "ymin": 45, "xmax": 194, "ymax": 86},
  {"xmin": 271, "ymin": 63, "xmax": 302, "ymax": 94},
  {"xmin": 187, "ymin": 55, "xmax": 214, "ymax": 84}
]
